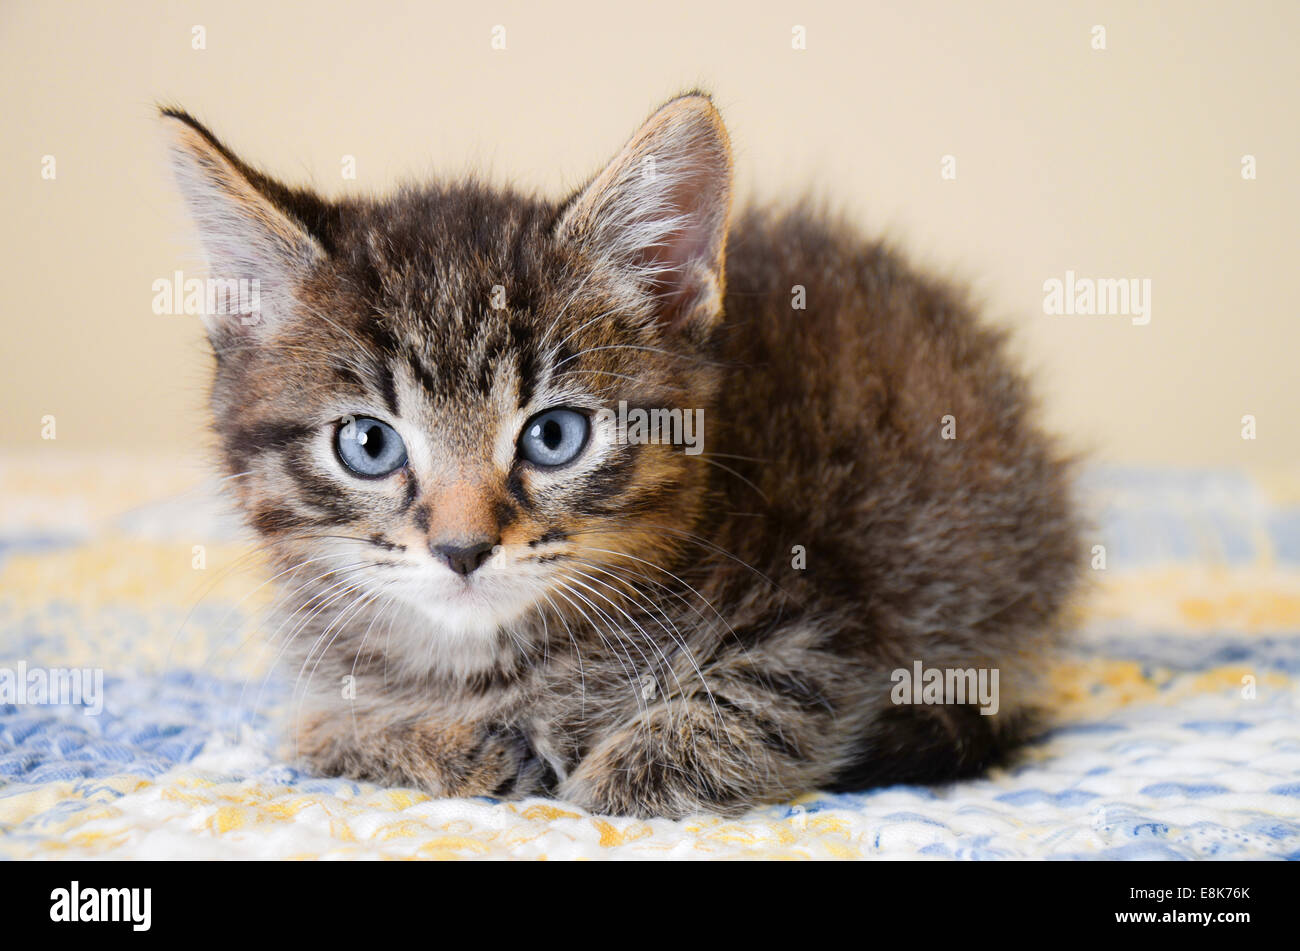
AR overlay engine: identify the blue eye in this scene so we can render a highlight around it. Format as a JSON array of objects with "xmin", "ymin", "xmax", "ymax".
[
  {"xmin": 519, "ymin": 408, "xmax": 589, "ymax": 468},
  {"xmin": 336, "ymin": 416, "xmax": 407, "ymax": 477}
]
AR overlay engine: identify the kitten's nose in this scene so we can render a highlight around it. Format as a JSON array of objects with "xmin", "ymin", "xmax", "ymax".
[{"xmin": 432, "ymin": 539, "xmax": 498, "ymax": 576}]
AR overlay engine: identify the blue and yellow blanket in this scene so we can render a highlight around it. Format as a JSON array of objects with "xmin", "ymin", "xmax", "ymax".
[{"xmin": 2, "ymin": 454, "xmax": 1298, "ymax": 859}]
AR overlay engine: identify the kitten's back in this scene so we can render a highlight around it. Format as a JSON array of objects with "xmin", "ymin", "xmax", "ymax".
[{"xmin": 704, "ymin": 205, "xmax": 1080, "ymax": 775}]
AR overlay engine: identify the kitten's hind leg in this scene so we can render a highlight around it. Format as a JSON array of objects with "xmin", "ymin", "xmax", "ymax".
[{"xmin": 825, "ymin": 702, "xmax": 1038, "ymax": 792}]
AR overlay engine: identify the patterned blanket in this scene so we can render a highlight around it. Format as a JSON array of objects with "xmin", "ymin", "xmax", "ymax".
[{"xmin": 2, "ymin": 453, "xmax": 1298, "ymax": 859}]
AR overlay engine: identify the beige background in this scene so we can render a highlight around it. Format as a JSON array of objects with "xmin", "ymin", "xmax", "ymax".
[{"xmin": 1, "ymin": 0, "xmax": 1296, "ymax": 466}]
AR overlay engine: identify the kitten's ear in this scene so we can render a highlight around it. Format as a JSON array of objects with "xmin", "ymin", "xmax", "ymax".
[
  {"xmin": 557, "ymin": 94, "xmax": 733, "ymax": 334},
  {"xmin": 159, "ymin": 107, "xmax": 325, "ymax": 345}
]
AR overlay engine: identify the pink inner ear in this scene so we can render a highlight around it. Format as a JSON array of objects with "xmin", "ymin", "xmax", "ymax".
[
  {"xmin": 642, "ymin": 234, "xmax": 717, "ymax": 331},
  {"xmin": 631, "ymin": 166, "xmax": 729, "ymax": 332},
  {"xmin": 556, "ymin": 96, "xmax": 733, "ymax": 333}
]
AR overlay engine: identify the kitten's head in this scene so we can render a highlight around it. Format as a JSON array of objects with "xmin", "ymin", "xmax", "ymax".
[{"xmin": 164, "ymin": 95, "xmax": 732, "ymax": 662}]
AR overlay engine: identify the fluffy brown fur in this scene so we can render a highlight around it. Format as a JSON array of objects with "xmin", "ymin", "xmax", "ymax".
[{"xmin": 162, "ymin": 93, "xmax": 1082, "ymax": 819}]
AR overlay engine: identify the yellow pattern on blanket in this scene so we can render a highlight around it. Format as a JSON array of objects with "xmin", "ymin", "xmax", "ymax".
[{"xmin": 2, "ymin": 454, "xmax": 1298, "ymax": 859}]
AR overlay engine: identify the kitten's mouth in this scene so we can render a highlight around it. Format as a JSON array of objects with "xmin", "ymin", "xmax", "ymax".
[
  {"xmin": 384, "ymin": 565, "xmax": 542, "ymax": 638},
  {"xmin": 428, "ymin": 572, "xmax": 493, "ymax": 604},
  {"xmin": 443, "ymin": 579, "xmax": 482, "ymax": 600}
]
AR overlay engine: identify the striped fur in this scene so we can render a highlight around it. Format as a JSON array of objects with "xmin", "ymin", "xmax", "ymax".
[{"xmin": 162, "ymin": 94, "xmax": 1083, "ymax": 818}]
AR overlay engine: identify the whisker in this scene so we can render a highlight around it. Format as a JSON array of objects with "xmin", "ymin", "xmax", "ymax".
[
  {"xmin": 549, "ymin": 581, "xmax": 650, "ymax": 725},
  {"xmin": 561, "ymin": 565, "xmax": 725, "ymax": 748}
]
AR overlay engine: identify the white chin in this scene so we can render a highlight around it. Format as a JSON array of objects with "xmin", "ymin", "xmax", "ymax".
[
  {"xmin": 402, "ymin": 576, "xmax": 535, "ymax": 639},
  {"xmin": 417, "ymin": 598, "xmax": 511, "ymax": 639},
  {"xmin": 373, "ymin": 578, "xmax": 540, "ymax": 680}
]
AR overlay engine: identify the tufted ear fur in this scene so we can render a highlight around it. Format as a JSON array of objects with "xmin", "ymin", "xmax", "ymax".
[
  {"xmin": 160, "ymin": 107, "xmax": 326, "ymax": 348},
  {"xmin": 556, "ymin": 94, "xmax": 733, "ymax": 334}
]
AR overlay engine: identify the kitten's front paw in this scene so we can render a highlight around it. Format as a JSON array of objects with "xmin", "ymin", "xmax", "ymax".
[
  {"xmin": 298, "ymin": 715, "xmax": 547, "ymax": 800},
  {"xmin": 557, "ymin": 704, "xmax": 758, "ymax": 820}
]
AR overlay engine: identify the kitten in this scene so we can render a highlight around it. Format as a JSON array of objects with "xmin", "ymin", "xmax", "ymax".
[{"xmin": 163, "ymin": 93, "xmax": 1082, "ymax": 819}]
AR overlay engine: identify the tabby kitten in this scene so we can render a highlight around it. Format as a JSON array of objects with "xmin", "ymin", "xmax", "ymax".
[{"xmin": 163, "ymin": 93, "xmax": 1081, "ymax": 819}]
